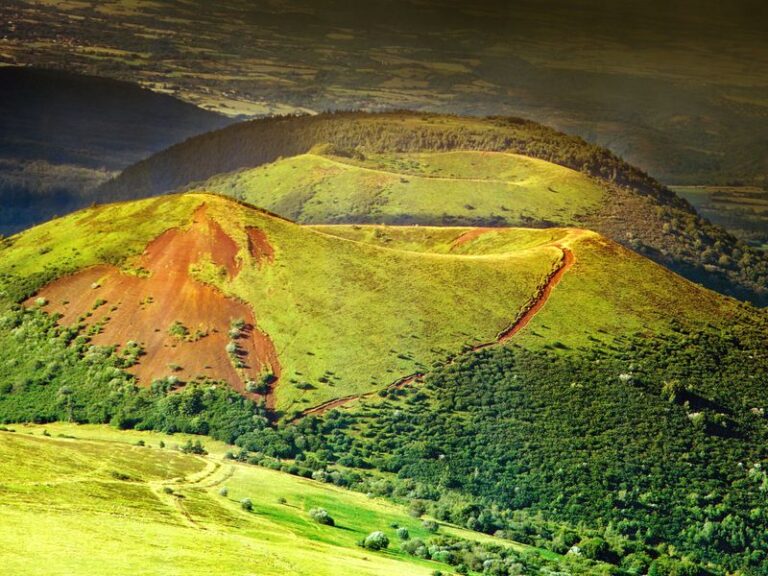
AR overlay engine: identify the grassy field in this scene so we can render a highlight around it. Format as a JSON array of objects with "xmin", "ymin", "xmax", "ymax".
[
  {"xmin": 0, "ymin": 423, "xmax": 533, "ymax": 575},
  {"xmin": 672, "ymin": 185, "xmax": 768, "ymax": 250},
  {"xmin": 198, "ymin": 151, "xmax": 606, "ymax": 226},
  {"xmin": 318, "ymin": 224, "xmax": 743, "ymax": 352}
]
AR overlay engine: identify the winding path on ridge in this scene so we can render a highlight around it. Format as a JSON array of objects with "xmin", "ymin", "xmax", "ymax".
[{"xmin": 294, "ymin": 237, "xmax": 577, "ymax": 421}]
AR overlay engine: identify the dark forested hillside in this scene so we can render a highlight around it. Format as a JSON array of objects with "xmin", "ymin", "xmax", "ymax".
[
  {"xmin": 0, "ymin": 67, "xmax": 230, "ymax": 234},
  {"xmin": 99, "ymin": 111, "xmax": 768, "ymax": 305}
]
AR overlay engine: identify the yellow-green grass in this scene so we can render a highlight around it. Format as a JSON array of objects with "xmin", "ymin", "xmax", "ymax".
[
  {"xmin": 197, "ymin": 150, "xmax": 606, "ymax": 226},
  {"xmin": 314, "ymin": 224, "xmax": 746, "ymax": 352},
  {"xmin": 1, "ymin": 193, "xmax": 564, "ymax": 414},
  {"xmin": 1, "ymin": 193, "xmax": 744, "ymax": 416},
  {"xmin": 0, "ymin": 425, "xmax": 532, "ymax": 575},
  {"xmin": 513, "ymin": 233, "xmax": 746, "ymax": 351}
]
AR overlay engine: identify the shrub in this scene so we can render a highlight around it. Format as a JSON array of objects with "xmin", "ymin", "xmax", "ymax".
[
  {"xmin": 409, "ymin": 501, "xmax": 426, "ymax": 517},
  {"xmin": 422, "ymin": 519, "xmax": 439, "ymax": 533},
  {"xmin": 648, "ymin": 557, "xmax": 700, "ymax": 576},
  {"xmin": 180, "ymin": 439, "xmax": 207, "ymax": 455},
  {"xmin": 363, "ymin": 531, "xmax": 389, "ymax": 551},
  {"xmin": 219, "ymin": 487, "xmax": 228, "ymax": 497},
  {"xmin": 309, "ymin": 507, "xmax": 335, "ymax": 526},
  {"xmin": 168, "ymin": 321, "xmax": 189, "ymax": 340},
  {"xmin": 396, "ymin": 527, "xmax": 410, "ymax": 540},
  {"xmin": 240, "ymin": 498, "xmax": 253, "ymax": 512}
]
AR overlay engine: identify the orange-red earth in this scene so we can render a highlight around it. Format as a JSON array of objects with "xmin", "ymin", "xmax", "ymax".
[{"xmin": 28, "ymin": 205, "xmax": 280, "ymax": 402}]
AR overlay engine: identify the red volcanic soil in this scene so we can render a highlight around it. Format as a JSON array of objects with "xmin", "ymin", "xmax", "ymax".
[
  {"xmin": 28, "ymin": 205, "xmax": 280, "ymax": 395},
  {"xmin": 246, "ymin": 226, "xmax": 275, "ymax": 264},
  {"xmin": 450, "ymin": 227, "xmax": 492, "ymax": 250}
]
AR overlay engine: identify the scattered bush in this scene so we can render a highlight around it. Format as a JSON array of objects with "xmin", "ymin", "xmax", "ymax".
[
  {"xmin": 308, "ymin": 507, "xmax": 335, "ymax": 526},
  {"xmin": 363, "ymin": 531, "xmax": 389, "ymax": 551},
  {"xmin": 240, "ymin": 498, "xmax": 253, "ymax": 512}
]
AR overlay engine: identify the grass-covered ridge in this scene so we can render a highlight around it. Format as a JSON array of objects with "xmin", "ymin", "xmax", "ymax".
[
  {"xmin": 1, "ymin": 193, "xmax": 564, "ymax": 415},
  {"xmin": 97, "ymin": 111, "xmax": 768, "ymax": 305},
  {"xmin": 198, "ymin": 150, "xmax": 606, "ymax": 226}
]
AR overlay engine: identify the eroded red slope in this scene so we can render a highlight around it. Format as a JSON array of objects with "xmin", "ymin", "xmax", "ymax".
[{"xmin": 29, "ymin": 205, "xmax": 280, "ymax": 396}]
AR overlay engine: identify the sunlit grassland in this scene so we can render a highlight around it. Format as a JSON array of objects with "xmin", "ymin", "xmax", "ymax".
[
  {"xmin": 0, "ymin": 424, "xmax": 532, "ymax": 575},
  {"xmin": 2, "ymin": 192, "xmax": 742, "ymax": 416},
  {"xmin": 199, "ymin": 151, "xmax": 605, "ymax": 226}
]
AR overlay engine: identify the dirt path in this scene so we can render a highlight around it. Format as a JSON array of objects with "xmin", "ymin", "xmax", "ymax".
[
  {"xmin": 473, "ymin": 244, "xmax": 574, "ymax": 349},
  {"xmin": 317, "ymin": 154, "xmax": 517, "ymax": 185},
  {"xmin": 294, "ymin": 241, "xmax": 577, "ymax": 419}
]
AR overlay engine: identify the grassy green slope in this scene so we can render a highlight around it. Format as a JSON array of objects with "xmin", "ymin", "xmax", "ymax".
[
  {"xmin": 199, "ymin": 151, "xmax": 606, "ymax": 226},
  {"xmin": 0, "ymin": 424, "xmax": 522, "ymax": 576},
  {"xmin": 0, "ymin": 192, "xmax": 749, "ymax": 416},
  {"xmin": 317, "ymin": 224, "xmax": 745, "ymax": 352},
  {"xmin": 1, "ymin": 193, "xmax": 564, "ymax": 415}
]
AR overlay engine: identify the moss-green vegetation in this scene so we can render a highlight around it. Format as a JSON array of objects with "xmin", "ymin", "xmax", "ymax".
[
  {"xmin": 295, "ymin": 320, "xmax": 768, "ymax": 575},
  {"xmin": 200, "ymin": 151, "xmax": 605, "ymax": 226},
  {"xmin": 2, "ymin": 193, "xmax": 568, "ymax": 415}
]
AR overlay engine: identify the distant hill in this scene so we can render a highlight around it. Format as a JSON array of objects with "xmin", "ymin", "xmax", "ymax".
[
  {"xmin": 101, "ymin": 111, "xmax": 768, "ymax": 305},
  {"xmin": 0, "ymin": 67, "xmax": 230, "ymax": 234}
]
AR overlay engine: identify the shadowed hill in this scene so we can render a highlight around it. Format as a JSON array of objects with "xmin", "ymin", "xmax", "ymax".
[{"xmin": 0, "ymin": 67, "xmax": 230, "ymax": 235}]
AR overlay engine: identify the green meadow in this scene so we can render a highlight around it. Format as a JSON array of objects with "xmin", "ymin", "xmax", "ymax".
[
  {"xmin": 199, "ymin": 150, "xmax": 606, "ymax": 226},
  {"xmin": 0, "ymin": 424, "xmax": 538, "ymax": 576}
]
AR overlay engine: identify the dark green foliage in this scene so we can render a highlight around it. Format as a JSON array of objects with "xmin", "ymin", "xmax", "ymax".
[
  {"xmin": 180, "ymin": 439, "xmax": 207, "ymax": 455},
  {"xmin": 0, "ymin": 306, "xmax": 272, "ymax": 444},
  {"xmin": 324, "ymin": 320, "xmax": 768, "ymax": 574}
]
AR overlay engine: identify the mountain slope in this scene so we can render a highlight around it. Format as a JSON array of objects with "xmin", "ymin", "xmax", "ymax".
[
  {"xmin": 1, "ymin": 193, "xmax": 767, "ymax": 574},
  {"xmin": 0, "ymin": 193, "xmax": 745, "ymax": 419},
  {"xmin": 0, "ymin": 67, "xmax": 230, "ymax": 234},
  {"xmin": 98, "ymin": 111, "xmax": 768, "ymax": 305},
  {"xmin": 196, "ymin": 150, "xmax": 606, "ymax": 227}
]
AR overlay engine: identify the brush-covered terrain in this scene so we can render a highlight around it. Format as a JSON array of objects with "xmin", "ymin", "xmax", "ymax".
[
  {"xmin": 99, "ymin": 112, "xmax": 768, "ymax": 305},
  {"xmin": 1, "ymin": 193, "xmax": 768, "ymax": 575}
]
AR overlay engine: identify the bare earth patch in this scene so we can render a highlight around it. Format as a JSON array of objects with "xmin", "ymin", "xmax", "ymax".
[{"xmin": 28, "ymin": 205, "xmax": 280, "ymax": 397}]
